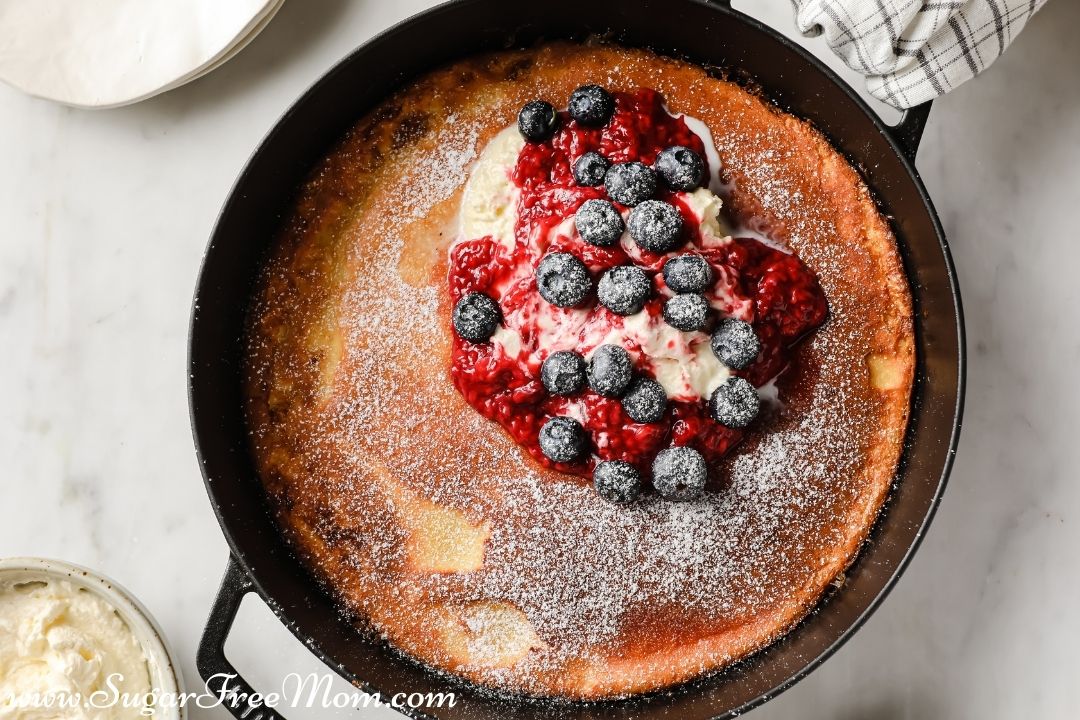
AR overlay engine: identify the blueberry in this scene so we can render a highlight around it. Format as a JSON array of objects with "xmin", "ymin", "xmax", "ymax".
[
  {"xmin": 541, "ymin": 351, "xmax": 587, "ymax": 395},
  {"xmin": 652, "ymin": 446, "xmax": 707, "ymax": 501},
  {"xmin": 663, "ymin": 294, "xmax": 710, "ymax": 332},
  {"xmin": 452, "ymin": 292, "xmax": 501, "ymax": 341},
  {"xmin": 539, "ymin": 416, "xmax": 587, "ymax": 463},
  {"xmin": 574, "ymin": 199, "xmax": 624, "ymax": 247},
  {"xmin": 654, "ymin": 146, "xmax": 706, "ymax": 191},
  {"xmin": 567, "ymin": 85, "xmax": 615, "ymax": 127},
  {"xmin": 597, "ymin": 265, "xmax": 651, "ymax": 316},
  {"xmin": 604, "ymin": 162, "xmax": 657, "ymax": 206},
  {"xmin": 573, "ymin": 152, "xmax": 610, "ymax": 186},
  {"xmin": 628, "ymin": 200, "xmax": 685, "ymax": 253},
  {"xmin": 709, "ymin": 376, "xmax": 760, "ymax": 428},
  {"xmin": 710, "ymin": 318, "xmax": 761, "ymax": 369},
  {"xmin": 621, "ymin": 377, "xmax": 668, "ymax": 423},
  {"xmin": 535, "ymin": 253, "xmax": 592, "ymax": 307},
  {"xmin": 593, "ymin": 460, "xmax": 642, "ymax": 504},
  {"xmin": 663, "ymin": 254, "xmax": 714, "ymax": 294},
  {"xmin": 588, "ymin": 344, "xmax": 633, "ymax": 397},
  {"xmin": 517, "ymin": 100, "xmax": 558, "ymax": 142}
]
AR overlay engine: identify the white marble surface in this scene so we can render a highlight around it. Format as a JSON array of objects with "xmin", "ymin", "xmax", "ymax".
[{"xmin": 1, "ymin": 0, "xmax": 1077, "ymax": 718}]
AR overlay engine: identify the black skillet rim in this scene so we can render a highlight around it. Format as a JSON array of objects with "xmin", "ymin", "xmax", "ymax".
[{"xmin": 188, "ymin": 0, "xmax": 966, "ymax": 717}]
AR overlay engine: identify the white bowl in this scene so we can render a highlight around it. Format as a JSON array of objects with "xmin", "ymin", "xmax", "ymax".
[
  {"xmin": 0, "ymin": 0, "xmax": 283, "ymax": 108},
  {"xmin": 0, "ymin": 557, "xmax": 186, "ymax": 720}
]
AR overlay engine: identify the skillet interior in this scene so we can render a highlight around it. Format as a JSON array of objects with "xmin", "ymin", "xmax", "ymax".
[{"xmin": 189, "ymin": 1, "xmax": 963, "ymax": 717}]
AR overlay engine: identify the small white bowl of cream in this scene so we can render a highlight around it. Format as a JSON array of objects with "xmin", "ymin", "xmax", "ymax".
[{"xmin": 0, "ymin": 558, "xmax": 185, "ymax": 720}]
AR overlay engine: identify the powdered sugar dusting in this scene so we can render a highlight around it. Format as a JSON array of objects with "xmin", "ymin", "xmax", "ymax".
[
  {"xmin": 247, "ymin": 44, "xmax": 902, "ymax": 698},
  {"xmin": 404, "ymin": 115, "xmax": 479, "ymax": 220}
]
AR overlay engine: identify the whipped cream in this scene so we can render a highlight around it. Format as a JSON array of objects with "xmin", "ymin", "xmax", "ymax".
[
  {"xmin": 0, "ymin": 579, "xmax": 152, "ymax": 720},
  {"xmin": 459, "ymin": 127, "xmax": 524, "ymax": 251},
  {"xmin": 456, "ymin": 120, "xmax": 745, "ymax": 402}
]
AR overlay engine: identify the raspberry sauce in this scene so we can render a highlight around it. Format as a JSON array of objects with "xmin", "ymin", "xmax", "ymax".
[{"xmin": 449, "ymin": 89, "xmax": 827, "ymax": 482}]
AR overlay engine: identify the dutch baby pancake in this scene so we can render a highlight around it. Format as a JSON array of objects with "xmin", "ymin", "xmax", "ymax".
[{"xmin": 244, "ymin": 41, "xmax": 914, "ymax": 699}]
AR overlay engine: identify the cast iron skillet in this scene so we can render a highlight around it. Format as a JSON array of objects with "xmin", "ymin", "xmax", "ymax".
[{"xmin": 189, "ymin": 0, "xmax": 965, "ymax": 717}]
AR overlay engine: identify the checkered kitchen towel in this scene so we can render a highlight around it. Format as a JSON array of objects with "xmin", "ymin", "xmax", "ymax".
[{"xmin": 791, "ymin": 0, "xmax": 1049, "ymax": 108}]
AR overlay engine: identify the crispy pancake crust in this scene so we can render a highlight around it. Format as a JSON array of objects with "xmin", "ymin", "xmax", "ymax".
[{"xmin": 245, "ymin": 43, "xmax": 914, "ymax": 699}]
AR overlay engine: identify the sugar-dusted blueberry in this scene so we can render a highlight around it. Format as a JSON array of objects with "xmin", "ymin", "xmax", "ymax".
[
  {"xmin": 710, "ymin": 318, "xmax": 761, "ymax": 369},
  {"xmin": 538, "ymin": 416, "xmax": 587, "ymax": 463},
  {"xmin": 652, "ymin": 446, "xmax": 707, "ymax": 501},
  {"xmin": 574, "ymin": 199, "xmax": 624, "ymax": 247},
  {"xmin": 567, "ymin": 85, "xmax": 615, "ymax": 127},
  {"xmin": 621, "ymin": 377, "xmax": 668, "ymax": 423},
  {"xmin": 604, "ymin": 162, "xmax": 657, "ymax": 206},
  {"xmin": 452, "ymin": 292, "xmax": 501, "ymax": 341},
  {"xmin": 541, "ymin": 351, "xmax": 587, "ymax": 396},
  {"xmin": 593, "ymin": 460, "xmax": 642, "ymax": 504},
  {"xmin": 663, "ymin": 294, "xmax": 710, "ymax": 332},
  {"xmin": 663, "ymin": 254, "xmax": 714, "ymax": 294},
  {"xmin": 573, "ymin": 151, "xmax": 610, "ymax": 187},
  {"xmin": 628, "ymin": 200, "xmax": 685, "ymax": 253},
  {"xmin": 517, "ymin": 100, "xmax": 558, "ymax": 142},
  {"xmin": 588, "ymin": 344, "xmax": 633, "ymax": 397},
  {"xmin": 597, "ymin": 265, "xmax": 651, "ymax": 316},
  {"xmin": 709, "ymin": 376, "xmax": 760, "ymax": 428},
  {"xmin": 654, "ymin": 146, "xmax": 706, "ymax": 191},
  {"xmin": 535, "ymin": 252, "xmax": 592, "ymax": 307}
]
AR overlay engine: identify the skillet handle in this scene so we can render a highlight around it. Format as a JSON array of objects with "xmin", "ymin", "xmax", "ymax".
[
  {"xmin": 197, "ymin": 555, "xmax": 288, "ymax": 720},
  {"xmin": 709, "ymin": 0, "xmax": 933, "ymax": 160},
  {"xmin": 889, "ymin": 101, "xmax": 933, "ymax": 161}
]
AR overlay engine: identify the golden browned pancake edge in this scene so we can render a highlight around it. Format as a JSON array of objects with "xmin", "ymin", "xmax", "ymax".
[{"xmin": 244, "ymin": 42, "xmax": 915, "ymax": 699}]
